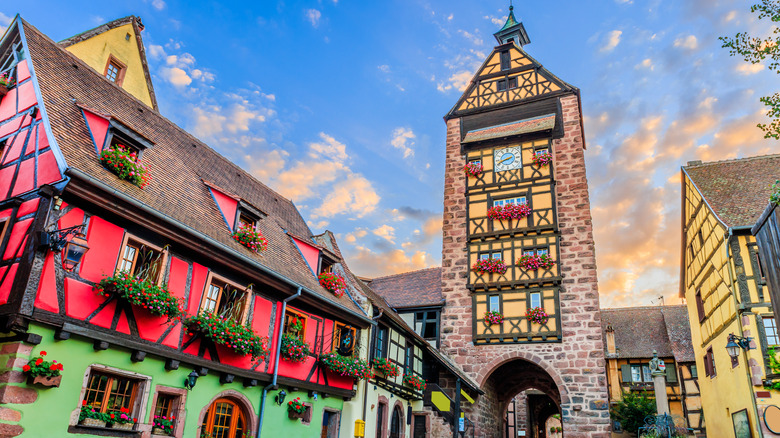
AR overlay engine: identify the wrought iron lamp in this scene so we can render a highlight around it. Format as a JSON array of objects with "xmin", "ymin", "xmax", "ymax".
[
  {"xmin": 275, "ymin": 389, "xmax": 287, "ymax": 405},
  {"xmin": 39, "ymin": 224, "xmax": 90, "ymax": 271},
  {"xmin": 726, "ymin": 333, "xmax": 753, "ymax": 358},
  {"xmin": 184, "ymin": 370, "xmax": 199, "ymax": 390}
]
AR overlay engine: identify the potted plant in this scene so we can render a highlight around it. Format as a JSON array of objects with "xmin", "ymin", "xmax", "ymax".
[
  {"xmin": 372, "ymin": 357, "xmax": 400, "ymax": 379},
  {"xmin": 532, "ymin": 152, "xmax": 553, "ymax": 167},
  {"xmin": 100, "ymin": 145, "xmax": 149, "ymax": 188},
  {"xmin": 550, "ymin": 427, "xmax": 556, "ymax": 434},
  {"xmin": 79, "ymin": 401, "xmax": 108, "ymax": 428},
  {"xmin": 484, "ymin": 311, "xmax": 503, "ymax": 325},
  {"xmin": 486, "ymin": 203, "xmax": 531, "ymax": 221},
  {"xmin": 182, "ymin": 311, "xmax": 270, "ymax": 360},
  {"xmin": 402, "ymin": 374, "xmax": 426, "ymax": 392},
  {"xmin": 232, "ymin": 223, "xmax": 268, "ymax": 253},
  {"xmin": 318, "ymin": 272, "xmax": 347, "ymax": 298},
  {"xmin": 94, "ymin": 273, "xmax": 183, "ymax": 321},
  {"xmin": 516, "ymin": 253, "xmax": 556, "ymax": 271},
  {"xmin": 0, "ymin": 71, "xmax": 15, "ymax": 98},
  {"xmin": 22, "ymin": 350, "xmax": 63, "ymax": 387},
  {"xmin": 287, "ymin": 397, "xmax": 306, "ymax": 420},
  {"xmin": 319, "ymin": 352, "xmax": 372, "ymax": 380},
  {"xmin": 556, "ymin": 426, "xmax": 563, "ymax": 433},
  {"xmin": 472, "ymin": 258, "xmax": 508, "ymax": 275},
  {"xmin": 109, "ymin": 407, "xmax": 136, "ymax": 430},
  {"xmin": 464, "ymin": 162, "xmax": 483, "ymax": 178},
  {"xmin": 526, "ymin": 306, "xmax": 549, "ymax": 325},
  {"xmin": 280, "ymin": 333, "xmax": 311, "ymax": 362},
  {"xmin": 152, "ymin": 415, "xmax": 174, "ymax": 435}
]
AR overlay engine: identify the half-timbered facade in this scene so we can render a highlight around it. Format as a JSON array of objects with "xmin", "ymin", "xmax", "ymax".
[{"xmin": 681, "ymin": 156, "xmax": 780, "ymax": 437}]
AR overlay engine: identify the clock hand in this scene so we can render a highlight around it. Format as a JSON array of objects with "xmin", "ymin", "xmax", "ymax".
[{"xmin": 498, "ymin": 156, "xmax": 513, "ymax": 165}]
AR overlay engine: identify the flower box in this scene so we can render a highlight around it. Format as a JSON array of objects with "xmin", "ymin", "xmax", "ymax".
[
  {"xmin": 152, "ymin": 427, "xmax": 169, "ymax": 435},
  {"xmin": 484, "ymin": 311, "xmax": 503, "ymax": 325},
  {"xmin": 288, "ymin": 410, "xmax": 305, "ymax": 420},
  {"xmin": 487, "ymin": 203, "xmax": 531, "ymax": 221},
  {"xmin": 80, "ymin": 418, "xmax": 106, "ymax": 428},
  {"xmin": 111, "ymin": 422, "xmax": 134, "ymax": 431},
  {"xmin": 287, "ymin": 397, "xmax": 306, "ymax": 419},
  {"xmin": 320, "ymin": 352, "xmax": 372, "ymax": 380},
  {"xmin": 23, "ymin": 350, "xmax": 63, "ymax": 388},
  {"xmin": 372, "ymin": 358, "xmax": 400, "ymax": 379},
  {"xmin": 402, "ymin": 374, "xmax": 426, "ymax": 392},
  {"xmin": 94, "ymin": 273, "xmax": 183, "ymax": 321},
  {"xmin": 532, "ymin": 152, "xmax": 553, "ymax": 167},
  {"xmin": 183, "ymin": 312, "xmax": 270, "ymax": 360},
  {"xmin": 152, "ymin": 415, "xmax": 174, "ymax": 436},
  {"xmin": 516, "ymin": 254, "xmax": 556, "ymax": 271},
  {"xmin": 318, "ymin": 272, "xmax": 347, "ymax": 298},
  {"xmin": 100, "ymin": 145, "xmax": 149, "ymax": 188},
  {"xmin": 464, "ymin": 162, "xmax": 483, "ymax": 178},
  {"xmin": 28, "ymin": 374, "xmax": 62, "ymax": 387},
  {"xmin": 0, "ymin": 85, "xmax": 7, "ymax": 99},
  {"xmin": 472, "ymin": 258, "xmax": 508, "ymax": 275},
  {"xmin": 232, "ymin": 223, "xmax": 268, "ymax": 253},
  {"xmin": 280, "ymin": 333, "xmax": 311, "ymax": 362},
  {"xmin": 526, "ymin": 306, "xmax": 549, "ymax": 325}
]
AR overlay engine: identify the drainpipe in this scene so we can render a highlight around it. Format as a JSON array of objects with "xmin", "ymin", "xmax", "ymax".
[
  {"xmin": 257, "ymin": 287, "xmax": 302, "ymax": 438},
  {"xmin": 362, "ymin": 309, "xmax": 384, "ymax": 422}
]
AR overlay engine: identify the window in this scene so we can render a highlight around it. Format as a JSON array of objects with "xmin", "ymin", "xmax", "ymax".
[
  {"xmin": 375, "ymin": 326, "xmax": 388, "ymax": 359},
  {"xmin": 201, "ymin": 398, "xmax": 247, "ymax": 438},
  {"xmin": 322, "ymin": 410, "xmax": 340, "ymax": 438},
  {"xmin": 390, "ymin": 406, "xmax": 403, "ymax": 438},
  {"xmin": 333, "ymin": 322, "xmax": 357, "ymax": 356},
  {"xmin": 489, "ymin": 295, "xmax": 500, "ymax": 313},
  {"xmin": 756, "ymin": 251, "xmax": 767, "ymax": 282},
  {"xmin": 82, "ymin": 371, "xmax": 140, "ymax": 416},
  {"xmin": 469, "ymin": 159, "xmax": 481, "ymax": 167},
  {"xmin": 697, "ymin": 229, "xmax": 704, "ymax": 248},
  {"xmin": 103, "ymin": 55, "xmax": 127, "ymax": 86},
  {"xmin": 497, "ymin": 80, "xmax": 507, "ymax": 92},
  {"xmin": 508, "ymin": 77, "xmax": 518, "ymax": 89},
  {"xmin": 530, "ymin": 292, "xmax": 541, "ymax": 309},
  {"xmin": 523, "ymin": 248, "xmax": 548, "ymax": 258},
  {"xmin": 151, "ymin": 389, "xmax": 185, "ymax": 436},
  {"xmin": 493, "ymin": 196, "xmax": 526, "ymax": 208},
  {"xmin": 414, "ymin": 311, "xmax": 438, "ymax": 340},
  {"xmin": 116, "ymin": 237, "xmax": 166, "ymax": 284},
  {"xmin": 496, "ymin": 78, "xmax": 518, "ymax": 91},
  {"xmin": 108, "ymin": 134, "xmax": 141, "ymax": 159},
  {"xmin": 705, "ymin": 347, "xmax": 716, "ymax": 377},
  {"xmin": 535, "ymin": 148, "xmax": 549, "ymax": 157},
  {"xmin": 200, "ymin": 275, "xmax": 249, "ymax": 323},
  {"xmin": 695, "ymin": 289, "xmax": 705, "ymax": 322},
  {"xmin": 237, "ymin": 212, "xmax": 255, "ymax": 229},
  {"xmin": 500, "ymin": 50, "xmax": 510, "ymax": 70},
  {"xmin": 0, "ymin": 218, "xmax": 9, "ymax": 253},
  {"xmin": 376, "ymin": 402, "xmax": 386, "ymax": 438},
  {"xmin": 284, "ymin": 310, "xmax": 307, "ymax": 341},
  {"xmin": 479, "ymin": 251, "xmax": 502, "ymax": 261},
  {"xmin": 690, "ymin": 365, "xmax": 697, "ymax": 378},
  {"xmin": 629, "ymin": 365, "xmax": 652, "ymax": 383},
  {"xmin": 765, "ymin": 317, "xmax": 779, "ymax": 346}
]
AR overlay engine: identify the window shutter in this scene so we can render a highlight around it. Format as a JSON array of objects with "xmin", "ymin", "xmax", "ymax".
[
  {"xmin": 666, "ymin": 363, "xmax": 677, "ymax": 383},
  {"xmin": 620, "ymin": 365, "xmax": 631, "ymax": 383}
]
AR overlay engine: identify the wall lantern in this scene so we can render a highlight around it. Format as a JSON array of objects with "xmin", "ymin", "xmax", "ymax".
[
  {"xmin": 275, "ymin": 389, "xmax": 287, "ymax": 405},
  {"xmin": 39, "ymin": 225, "xmax": 90, "ymax": 271},
  {"xmin": 184, "ymin": 370, "xmax": 200, "ymax": 390},
  {"xmin": 726, "ymin": 333, "xmax": 754, "ymax": 358}
]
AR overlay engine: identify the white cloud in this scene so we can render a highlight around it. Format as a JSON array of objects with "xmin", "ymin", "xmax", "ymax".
[
  {"xmin": 736, "ymin": 63, "xmax": 764, "ymax": 75},
  {"xmin": 377, "ymin": 65, "xmax": 391, "ymax": 74},
  {"xmin": 674, "ymin": 35, "xmax": 698, "ymax": 50},
  {"xmin": 305, "ymin": 9, "xmax": 322, "ymax": 28},
  {"xmin": 458, "ymin": 29, "xmax": 483, "ymax": 46},
  {"xmin": 391, "ymin": 127, "xmax": 415, "ymax": 158},
  {"xmin": 160, "ymin": 67, "xmax": 192, "ymax": 87},
  {"xmin": 311, "ymin": 175, "xmax": 380, "ymax": 218},
  {"xmin": 0, "ymin": 12, "xmax": 12, "ymax": 35},
  {"xmin": 152, "ymin": 0, "xmax": 166, "ymax": 10},
  {"xmin": 437, "ymin": 70, "xmax": 473, "ymax": 93},
  {"xmin": 372, "ymin": 225, "xmax": 396, "ymax": 243},
  {"xmin": 148, "ymin": 44, "xmax": 166, "ymax": 59},
  {"xmin": 310, "ymin": 133, "xmax": 348, "ymax": 162},
  {"xmin": 636, "ymin": 58, "xmax": 654, "ymax": 71},
  {"xmin": 600, "ymin": 30, "xmax": 623, "ymax": 52}
]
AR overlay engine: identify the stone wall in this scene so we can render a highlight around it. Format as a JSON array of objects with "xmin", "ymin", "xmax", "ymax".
[{"xmin": 439, "ymin": 94, "xmax": 611, "ymax": 437}]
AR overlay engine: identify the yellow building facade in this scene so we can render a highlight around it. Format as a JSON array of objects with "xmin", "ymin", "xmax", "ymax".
[
  {"xmin": 681, "ymin": 157, "xmax": 780, "ymax": 437},
  {"xmin": 59, "ymin": 16, "xmax": 157, "ymax": 110}
]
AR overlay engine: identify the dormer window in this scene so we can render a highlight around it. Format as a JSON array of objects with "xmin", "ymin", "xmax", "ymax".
[
  {"xmin": 199, "ymin": 274, "xmax": 250, "ymax": 323},
  {"xmin": 104, "ymin": 121, "xmax": 151, "ymax": 160},
  {"xmin": 319, "ymin": 252, "xmax": 337, "ymax": 275},
  {"xmin": 234, "ymin": 201, "xmax": 263, "ymax": 232}
]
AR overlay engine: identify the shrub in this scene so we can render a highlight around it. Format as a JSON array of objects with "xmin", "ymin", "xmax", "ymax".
[
  {"xmin": 100, "ymin": 146, "xmax": 149, "ymax": 188},
  {"xmin": 610, "ymin": 390, "xmax": 656, "ymax": 435}
]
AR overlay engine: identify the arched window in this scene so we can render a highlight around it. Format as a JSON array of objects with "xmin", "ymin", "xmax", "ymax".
[
  {"xmin": 201, "ymin": 398, "xmax": 247, "ymax": 438},
  {"xmin": 390, "ymin": 405, "xmax": 403, "ymax": 438}
]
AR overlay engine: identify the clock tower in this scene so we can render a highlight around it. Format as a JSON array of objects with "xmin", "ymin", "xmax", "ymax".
[{"xmin": 438, "ymin": 7, "xmax": 610, "ymax": 437}]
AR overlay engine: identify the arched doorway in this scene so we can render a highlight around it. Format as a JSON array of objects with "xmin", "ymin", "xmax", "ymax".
[
  {"xmin": 389, "ymin": 405, "xmax": 403, "ymax": 438},
  {"xmin": 201, "ymin": 398, "xmax": 248, "ymax": 438}
]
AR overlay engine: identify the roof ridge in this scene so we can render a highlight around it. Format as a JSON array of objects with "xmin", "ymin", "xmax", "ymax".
[
  {"xmin": 683, "ymin": 152, "xmax": 780, "ymax": 168},
  {"xmin": 602, "ymin": 304, "xmax": 686, "ymax": 311},
  {"xmin": 369, "ymin": 266, "xmax": 442, "ymax": 280},
  {"xmin": 58, "ymin": 15, "xmax": 136, "ymax": 47}
]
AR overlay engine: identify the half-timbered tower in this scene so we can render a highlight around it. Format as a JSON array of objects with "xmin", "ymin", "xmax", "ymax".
[{"xmin": 439, "ymin": 8, "xmax": 610, "ymax": 437}]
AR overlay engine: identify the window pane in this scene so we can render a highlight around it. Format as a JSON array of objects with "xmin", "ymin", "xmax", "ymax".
[
  {"xmin": 765, "ymin": 317, "xmax": 779, "ymax": 345},
  {"xmin": 537, "ymin": 248, "xmax": 548, "ymax": 256},
  {"xmin": 118, "ymin": 245, "xmax": 137, "ymax": 273},
  {"xmin": 530, "ymin": 293, "xmax": 541, "ymax": 309},
  {"xmin": 631, "ymin": 366, "xmax": 642, "ymax": 383},
  {"xmin": 489, "ymin": 296, "xmax": 499, "ymax": 312},
  {"xmin": 642, "ymin": 366, "xmax": 652, "ymax": 382}
]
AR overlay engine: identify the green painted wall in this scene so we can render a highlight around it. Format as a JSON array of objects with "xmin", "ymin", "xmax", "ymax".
[{"xmin": 13, "ymin": 324, "xmax": 344, "ymax": 437}]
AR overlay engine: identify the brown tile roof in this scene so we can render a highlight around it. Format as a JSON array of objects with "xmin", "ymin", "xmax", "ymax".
[
  {"xmin": 22, "ymin": 20, "xmax": 363, "ymax": 316},
  {"xmin": 684, "ymin": 155, "xmax": 780, "ymax": 227},
  {"xmin": 367, "ymin": 268, "xmax": 444, "ymax": 309},
  {"xmin": 462, "ymin": 114, "xmax": 555, "ymax": 144},
  {"xmin": 601, "ymin": 305, "xmax": 694, "ymax": 363}
]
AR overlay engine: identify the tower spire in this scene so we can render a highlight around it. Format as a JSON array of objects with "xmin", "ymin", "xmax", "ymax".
[{"xmin": 494, "ymin": 2, "xmax": 530, "ymax": 47}]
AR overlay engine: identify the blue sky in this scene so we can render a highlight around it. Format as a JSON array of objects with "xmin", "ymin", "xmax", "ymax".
[{"xmin": 6, "ymin": 1, "xmax": 779, "ymax": 307}]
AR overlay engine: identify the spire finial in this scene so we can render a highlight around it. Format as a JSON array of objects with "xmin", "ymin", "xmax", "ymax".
[{"xmin": 509, "ymin": 0, "xmax": 513, "ymax": 11}]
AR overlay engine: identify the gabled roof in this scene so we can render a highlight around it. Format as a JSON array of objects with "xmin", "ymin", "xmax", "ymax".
[
  {"xmin": 59, "ymin": 16, "xmax": 158, "ymax": 111},
  {"xmin": 367, "ymin": 267, "xmax": 444, "ymax": 309},
  {"xmin": 684, "ymin": 154, "xmax": 780, "ymax": 228},
  {"xmin": 601, "ymin": 305, "xmax": 694, "ymax": 363},
  {"xmin": 22, "ymin": 19, "xmax": 366, "ymax": 320}
]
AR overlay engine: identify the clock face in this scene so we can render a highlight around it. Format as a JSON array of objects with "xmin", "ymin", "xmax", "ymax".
[{"xmin": 493, "ymin": 146, "xmax": 522, "ymax": 172}]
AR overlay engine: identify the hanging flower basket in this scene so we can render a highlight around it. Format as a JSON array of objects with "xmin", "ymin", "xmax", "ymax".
[
  {"xmin": 464, "ymin": 162, "xmax": 483, "ymax": 178},
  {"xmin": 516, "ymin": 254, "xmax": 556, "ymax": 271},
  {"xmin": 94, "ymin": 273, "xmax": 183, "ymax": 321},
  {"xmin": 23, "ymin": 350, "xmax": 63, "ymax": 388},
  {"xmin": 319, "ymin": 352, "xmax": 372, "ymax": 380},
  {"xmin": 486, "ymin": 203, "xmax": 531, "ymax": 221},
  {"xmin": 232, "ymin": 223, "xmax": 268, "ymax": 253},
  {"xmin": 182, "ymin": 312, "xmax": 270, "ymax": 360},
  {"xmin": 484, "ymin": 311, "xmax": 503, "ymax": 325},
  {"xmin": 318, "ymin": 272, "xmax": 347, "ymax": 298},
  {"xmin": 372, "ymin": 357, "xmax": 400, "ymax": 378},
  {"xmin": 472, "ymin": 258, "xmax": 508, "ymax": 275},
  {"xmin": 0, "ymin": 72, "xmax": 15, "ymax": 98},
  {"xmin": 532, "ymin": 152, "xmax": 553, "ymax": 167},
  {"xmin": 526, "ymin": 306, "xmax": 549, "ymax": 325},
  {"xmin": 402, "ymin": 374, "xmax": 426, "ymax": 392},
  {"xmin": 100, "ymin": 145, "xmax": 149, "ymax": 188},
  {"xmin": 280, "ymin": 333, "xmax": 311, "ymax": 362},
  {"xmin": 287, "ymin": 397, "xmax": 306, "ymax": 419}
]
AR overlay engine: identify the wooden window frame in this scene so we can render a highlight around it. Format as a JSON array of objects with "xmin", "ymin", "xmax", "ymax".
[
  {"xmin": 202, "ymin": 398, "xmax": 247, "ymax": 438},
  {"xmin": 198, "ymin": 272, "xmax": 251, "ymax": 323},
  {"xmin": 492, "ymin": 196, "xmax": 527, "ymax": 208},
  {"xmin": 104, "ymin": 54, "xmax": 127, "ymax": 86},
  {"xmin": 374, "ymin": 325, "xmax": 389, "ymax": 359},
  {"xmin": 500, "ymin": 50, "xmax": 511, "ymax": 71},
  {"xmin": 0, "ymin": 218, "xmax": 10, "ymax": 256},
  {"xmin": 75, "ymin": 365, "xmax": 151, "ymax": 428},
  {"xmin": 376, "ymin": 400, "xmax": 388, "ymax": 438},
  {"xmin": 149, "ymin": 386, "xmax": 187, "ymax": 438},
  {"xmin": 478, "ymin": 250, "xmax": 503, "ymax": 261},
  {"xmin": 284, "ymin": 309, "xmax": 308, "ymax": 341},
  {"xmin": 115, "ymin": 234, "xmax": 168, "ymax": 285},
  {"xmin": 529, "ymin": 292, "xmax": 542, "ymax": 309},
  {"xmin": 705, "ymin": 347, "xmax": 716, "ymax": 377},
  {"xmin": 333, "ymin": 321, "xmax": 357, "ymax": 356},
  {"xmin": 488, "ymin": 295, "xmax": 500, "ymax": 313},
  {"xmin": 695, "ymin": 289, "xmax": 705, "ymax": 322},
  {"xmin": 322, "ymin": 409, "xmax": 341, "ymax": 438},
  {"xmin": 413, "ymin": 311, "xmax": 439, "ymax": 341},
  {"xmin": 765, "ymin": 316, "xmax": 779, "ymax": 346}
]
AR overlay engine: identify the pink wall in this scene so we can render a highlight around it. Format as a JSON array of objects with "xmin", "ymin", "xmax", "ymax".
[
  {"xmin": 291, "ymin": 236, "xmax": 320, "ymax": 274},
  {"xmin": 209, "ymin": 188, "xmax": 238, "ymax": 230}
]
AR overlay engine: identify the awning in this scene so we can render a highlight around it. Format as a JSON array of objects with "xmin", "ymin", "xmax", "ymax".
[{"xmin": 462, "ymin": 113, "xmax": 556, "ymax": 144}]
